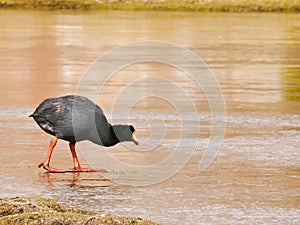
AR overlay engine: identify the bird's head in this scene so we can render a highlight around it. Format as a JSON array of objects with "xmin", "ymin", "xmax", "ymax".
[{"xmin": 112, "ymin": 125, "xmax": 139, "ymax": 145}]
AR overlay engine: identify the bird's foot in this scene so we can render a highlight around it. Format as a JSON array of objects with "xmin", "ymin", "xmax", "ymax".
[
  {"xmin": 38, "ymin": 162, "xmax": 107, "ymax": 173},
  {"xmin": 68, "ymin": 166, "xmax": 108, "ymax": 173},
  {"xmin": 38, "ymin": 162, "xmax": 71, "ymax": 173}
]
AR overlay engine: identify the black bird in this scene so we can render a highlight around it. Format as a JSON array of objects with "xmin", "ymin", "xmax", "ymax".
[{"xmin": 29, "ymin": 95, "xmax": 139, "ymax": 173}]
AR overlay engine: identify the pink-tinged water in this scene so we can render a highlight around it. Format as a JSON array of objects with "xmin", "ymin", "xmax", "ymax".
[{"xmin": 0, "ymin": 10, "xmax": 299, "ymax": 224}]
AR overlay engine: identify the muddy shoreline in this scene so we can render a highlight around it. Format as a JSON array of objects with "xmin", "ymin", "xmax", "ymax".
[{"xmin": 0, "ymin": 0, "xmax": 299, "ymax": 12}]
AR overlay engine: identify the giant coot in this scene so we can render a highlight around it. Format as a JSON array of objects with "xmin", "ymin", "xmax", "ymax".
[{"xmin": 30, "ymin": 95, "xmax": 139, "ymax": 173}]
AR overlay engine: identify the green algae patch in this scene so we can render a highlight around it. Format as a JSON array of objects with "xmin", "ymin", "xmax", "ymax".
[
  {"xmin": 0, "ymin": 197, "xmax": 160, "ymax": 225},
  {"xmin": 0, "ymin": 0, "xmax": 299, "ymax": 12},
  {"xmin": 281, "ymin": 66, "xmax": 300, "ymax": 102}
]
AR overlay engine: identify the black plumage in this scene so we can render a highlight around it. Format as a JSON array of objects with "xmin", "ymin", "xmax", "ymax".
[{"xmin": 30, "ymin": 95, "xmax": 138, "ymax": 173}]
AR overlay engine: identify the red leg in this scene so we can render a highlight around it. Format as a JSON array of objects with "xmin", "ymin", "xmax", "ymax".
[
  {"xmin": 68, "ymin": 143, "xmax": 106, "ymax": 172},
  {"xmin": 38, "ymin": 137, "xmax": 68, "ymax": 173},
  {"xmin": 38, "ymin": 137, "xmax": 106, "ymax": 173}
]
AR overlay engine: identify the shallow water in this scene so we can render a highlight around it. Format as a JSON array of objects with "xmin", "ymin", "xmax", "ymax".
[{"xmin": 0, "ymin": 10, "xmax": 299, "ymax": 224}]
